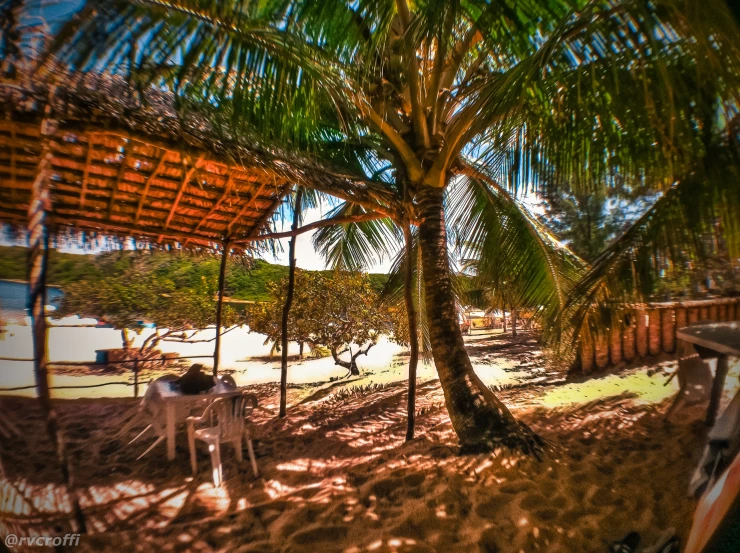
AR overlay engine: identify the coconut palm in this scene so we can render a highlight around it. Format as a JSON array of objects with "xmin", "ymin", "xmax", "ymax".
[{"xmin": 47, "ymin": 0, "xmax": 740, "ymax": 452}]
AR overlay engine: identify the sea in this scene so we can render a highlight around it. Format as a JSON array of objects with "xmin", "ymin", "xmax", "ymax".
[{"xmin": 0, "ymin": 279, "xmax": 64, "ymax": 319}]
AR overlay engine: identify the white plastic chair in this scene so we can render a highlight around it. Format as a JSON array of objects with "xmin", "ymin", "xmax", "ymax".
[
  {"xmin": 118, "ymin": 375, "xmax": 178, "ymax": 460},
  {"xmin": 187, "ymin": 392, "xmax": 259, "ymax": 487}
]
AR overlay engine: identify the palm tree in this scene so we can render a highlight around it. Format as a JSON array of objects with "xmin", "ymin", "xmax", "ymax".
[{"xmin": 48, "ymin": 0, "xmax": 740, "ymax": 452}]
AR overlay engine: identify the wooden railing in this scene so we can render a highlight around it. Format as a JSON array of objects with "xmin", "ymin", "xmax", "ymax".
[{"xmin": 578, "ymin": 297, "xmax": 740, "ymax": 374}]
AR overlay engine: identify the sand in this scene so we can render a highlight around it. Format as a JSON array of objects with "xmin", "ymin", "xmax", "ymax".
[{"xmin": 1, "ymin": 332, "xmax": 738, "ymax": 553}]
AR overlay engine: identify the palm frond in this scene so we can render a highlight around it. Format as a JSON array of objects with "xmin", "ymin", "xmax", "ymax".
[
  {"xmin": 449, "ymin": 164, "xmax": 586, "ymax": 345},
  {"xmin": 48, "ymin": 0, "xmax": 352, "ymax": 148},
  {"xmin": 312, "ymin": 201, "xmax": 400, "ymax": 272},
  {"xmin": 460, "ymin": 0, "xmax": 740, "ymax": 198},
  {"xmin": 562, "ymin": 135, "xmax": 740, "ymax": 345}
]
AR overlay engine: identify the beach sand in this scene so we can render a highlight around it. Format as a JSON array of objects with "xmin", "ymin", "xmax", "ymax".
[{"xmin": 1, "ymin": 332, "xmax": 738, "ymax": 553}]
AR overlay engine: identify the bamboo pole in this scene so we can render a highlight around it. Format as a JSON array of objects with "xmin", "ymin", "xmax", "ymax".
[
  {"xmin": 648, "ymin": 309, "xmax": 661, "ymax": 356},
  {"xmin": 636, "ymin": 309, "xmax": 648, "ymax": 358},
  {"xmin": 212, "ymin": 240, "xmax": 229, "ymax": 377},
  {"xmin": 661, "ymin": 308, "xmax": 676, "ymax": 354},
  {"xmin": 279, "ymin": 189, "xmax": 302, "ymax": 419},
  {"xmin": 622, "ymin": 313, "xmax": 636, "ymax": 362},
  {"xmin": 29, "ymin": 116, "xmax": 87, "ymax": 535}
]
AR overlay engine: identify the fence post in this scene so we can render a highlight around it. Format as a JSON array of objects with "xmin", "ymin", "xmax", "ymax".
[
  {"xmin": 133, "ymin": 359, "xmax": 139, "ymax": 399},
  {"xmin": 661, "ymin": 308, "xmax": 676, "ymax": 354}
]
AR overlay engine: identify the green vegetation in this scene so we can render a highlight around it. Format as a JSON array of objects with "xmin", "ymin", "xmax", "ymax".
[
  {"xmin": 245, "ymin": 271, "xmax": 404, "ymax": 375},
  {"xmin": 56, "ymin": 253, "xmax": 242, "ymax": 352},
  {"xmin": 26, "ymin": 0, "xmax": 740, "ymax": 452},
  {"xmin": 0, "ymin": 246, "xmax": 99, "ymax": 285},
  {"xmin": 0, "ymin": 246, "xmax": 388, "ymax": 302}
]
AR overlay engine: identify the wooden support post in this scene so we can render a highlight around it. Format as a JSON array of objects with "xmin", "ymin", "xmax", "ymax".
[
  {"xmin": 403, "ymin": 221, "xmax": 419, "ymax": 442},
  {"xmin": 213, "ymin": 240, "xmax": 229, "ymax": 377},
  {"xmin": 133, "ymin": 359, "xmax": 139, "ymax": 398},
  {"xmin": 280, "ymin": 189, "xmax": 302, "ymax": 418},
  {"xmin": 29, "ymin": 116, "xmax": 87, "ymax": 534}
]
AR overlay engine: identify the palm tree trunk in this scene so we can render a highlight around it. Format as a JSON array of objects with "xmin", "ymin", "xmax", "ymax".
[
  {"xmin": 279, "ymin": 189, "xmax": 303, "ymax": 418},
  {"xmin": 403, "ymin": 222, "xmax": 419, "ymax": 442},
  {"xmin": 416, "ymin": 186, "xmax": 540, "ymax": 454}
]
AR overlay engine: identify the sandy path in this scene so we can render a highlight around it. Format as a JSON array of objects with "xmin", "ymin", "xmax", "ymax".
[{"xmin": 1, "ymin": 359, "xmax": 730, "ymax": 553}]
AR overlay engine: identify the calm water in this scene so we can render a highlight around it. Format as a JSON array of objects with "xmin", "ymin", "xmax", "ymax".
[{"xmin": 0, "ymin": 279, "xmax": 63, "ymax": 316}]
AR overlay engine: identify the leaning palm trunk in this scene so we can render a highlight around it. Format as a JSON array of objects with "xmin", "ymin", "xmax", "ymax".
[{"xmin": 417, "ymin": 186, "xmax": 540, "ymax": 453}]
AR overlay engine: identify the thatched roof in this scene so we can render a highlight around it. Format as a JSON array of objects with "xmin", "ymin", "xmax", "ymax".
[{"xmin": 0, "ymin": 75, "xmax": 399, "ymax": 250}]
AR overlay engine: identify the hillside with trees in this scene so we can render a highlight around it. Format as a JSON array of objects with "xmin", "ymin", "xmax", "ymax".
[{"xmin": 0, "ymin": 246, "xmax": 388, "ymax": 302}]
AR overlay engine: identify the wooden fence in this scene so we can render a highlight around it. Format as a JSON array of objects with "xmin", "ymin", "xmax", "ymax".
[{"xmin": 578, "ymin": 297, "xmax": 740, "ymax": 374}]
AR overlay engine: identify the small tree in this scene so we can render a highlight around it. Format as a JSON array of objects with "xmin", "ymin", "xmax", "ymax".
[
  {"xmin": 59, "ymin": 272, "xmax": 161, "ymax": 349},
  {"xmin": 58, "ymin": 255, "xmax": 241, "ymax": 354},
  {"xmin": 246, "ymin": 271, "xmax": 396, "ymax": 376}
]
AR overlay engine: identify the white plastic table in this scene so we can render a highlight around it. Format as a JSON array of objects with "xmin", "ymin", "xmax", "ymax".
[
  {"xmin": 677, "ymin": 323, "xmax": 740, "ymax": 553},
  {"xmin": 158, "ymin": 387, "xmax": 242, "ymax": 461},
  {"xmin": 676, "ymin": 322, "xmax": 740, "ymax": 426}
]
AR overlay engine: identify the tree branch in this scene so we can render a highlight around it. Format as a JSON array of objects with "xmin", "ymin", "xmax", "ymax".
[
  {"xmin": 351, "ymin": 341, "xmax": 374, "ymax": 360},
  {"xmin": 234, "ymin": 211, "xmax": 389, "ymax": 244}
]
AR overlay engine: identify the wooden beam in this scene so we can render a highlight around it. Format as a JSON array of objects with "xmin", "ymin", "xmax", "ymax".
[
  {"xmin": 79, "ymin": 137, "xmax": 96, "ymax": 208},
  {"xmin": 46, "ymin": 212, "xmax": 223, "ymax": 247},
  {"xmin": 163, "ymin": 157, "xmax": 202, "ymax": 230},
  {"xmin": 239, "ymin": 186, "xmax": 292, "ymax": 242},
  {"xmin": 189, "ymin": 173, "xmax": 234, "ymax": 236},
  {"xmin": 226, "ymin": 179, "xmax": 274, "ymax": 234},
  {"xmin": 232, "ymin": 211, "xmax": 387, "ymax": 244},
  {"xmin": 134, "ymin": 149, "xmax": 168, "ymax": 224},
  {"xmin": 107, "ymin": 149, "xmax": 129, "ymax": 221}
]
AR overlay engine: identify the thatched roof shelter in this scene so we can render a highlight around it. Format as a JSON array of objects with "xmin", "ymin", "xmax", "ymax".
[{"xmin": 0, "ymin": 75, "xmax": 400, "ymax": 249}]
